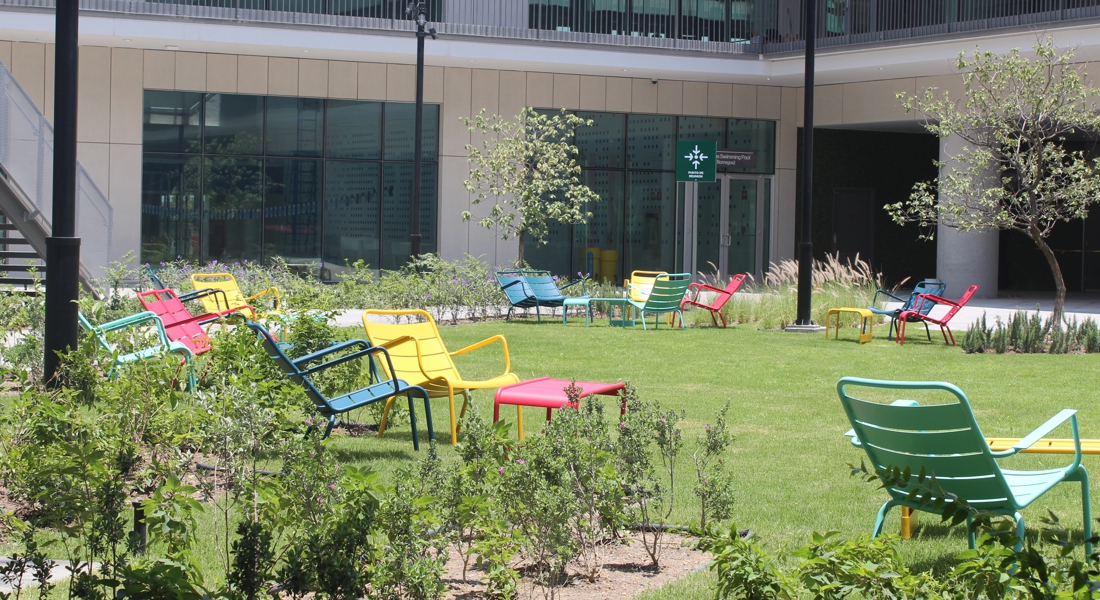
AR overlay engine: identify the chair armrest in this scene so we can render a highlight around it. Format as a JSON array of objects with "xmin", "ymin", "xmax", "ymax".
[
  {"xmin": 187, "ymin": 288, "xmax": 232, "ymax": 311},
  {"xmin": 690, "ymin": 282, "xmax": 724, "ymax": 295},
  {"xmin": 499, "ymin": 278, "xmax": 523, "ymax": 290},
  {"xmin": 97, "ymin": 312, "xmax": 174, "ymax": 348},
  {"xmin": 450, "ymin": 335, "xmax": 511, "ymax": 374},
  {"xmin": 916, "ymin": 293, "xmax": 954, "ymax": 307},
  {"xmin": 246, "ymin": 286, "xmax": 282, "ymax": 311},
  {"xmin": 196, "ymin": 310, "xmax": 248, "ymax": 326},
  {"xmin": 293, "ymin": 340, "xmax": 372, "ymax": 367},
  {"xmin": 872, "ymin": 289, "xmax": 905, "ymax": 307},
  {"xmin": 991, "ymin": 409, "xmax": 1079, "ymax": 460}
]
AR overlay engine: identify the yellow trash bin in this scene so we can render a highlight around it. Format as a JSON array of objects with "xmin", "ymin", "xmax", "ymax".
[
  {"xmin": 600, "ymin": 250, "xmax": 618, "ymax": 284},
  {"xmin": 583, "ymin": 247, "xmax": 602, "ymax": 279}
]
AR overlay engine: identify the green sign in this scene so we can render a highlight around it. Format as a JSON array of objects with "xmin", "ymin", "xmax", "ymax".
[{"xmin": 676, "ymin": 140, "xmax": 717, "ymax": 182}]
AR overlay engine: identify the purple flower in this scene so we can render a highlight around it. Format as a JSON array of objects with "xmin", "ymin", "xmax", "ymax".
[
  {"xmin": 515, "ymin": 459, "xmax": 526, "ymax": 465},
  {"xmin": 176, "ymin": 255, "xmax": 181, "ymax": 259},
  {"xmin": 329, "ymin": 483, "xmax": 336, "ymax": 490},
  {"xmin": 316, "ymin": 497, "xmax": 323, "ymax": 504},
  {"xmin": 160, "ymin": 262, "xmax": 166, "ymax": 267},
  {"xmin": 498, "ymin": 467, "xmax": 505, "ymax": 474},
  {"xmin": 212, "ymin": 260, "xmax": 218, "ymax": 265},
  {"xmin": 659, "ymin": 417, "xmax": 666, "ymax": 423},
  {"xmin": 619, "ymin": 422, "xmax": 626, "ymax": 428},
  {"xmin": 704, "ymin": 425, "xmax": 710, "ymax": 431}
]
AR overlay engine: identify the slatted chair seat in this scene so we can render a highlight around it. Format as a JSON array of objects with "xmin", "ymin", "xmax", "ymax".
[
  {"xmin": 838, "ymin": 377, "xmax": 1091, "ymax": 555},
  {"xmin": 245, "ymin": 321, "xmax": 432, "ymax": 449},
  {"xmin": 190, "ymin": 272, "xmax": 278, "ymax": 319},
  {"xmin": 624, "ymin": 270, "xmax": 667, "ymax": 303},
  {"xmin": 362, "ymin": 309, "xmax": 521, "ymax": 444},
  {"xmin": 495, "ymin": 270, "xmax": 588, "ymax": 322},
  {"xmin": 138, "ymin": 288, "xmax": 247, "ymax": 355},
  {"xmin": 869, "ymin": 279, "xmax": 946, "ymax": 341}
]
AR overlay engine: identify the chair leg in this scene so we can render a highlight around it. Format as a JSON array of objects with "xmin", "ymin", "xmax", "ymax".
[
  {"xmin": 677, "ymin": 311, "xmax": 686, "ymax": 329},
  {"xmin": 377, "ymin": 397, "xmax": 395, "ymax": 437},
  {"xmin": 967, "ymin": 515, "xmax": 977, "ymax": 550},
  {"xmin": 1014, "ymin": 511, "xmax": 1026, "ymax": 553},
  {"xmin": 322, "ymin": 414, "xmax": 337, "ymax": 439},
  {"xmin": 924, "ymin": 322, "xmax": 932, "ymax": 341},
  {"xmin": 945, "ymin": 325, "xmax": 956, "ymax": 346},
  {"xmin": 873, "ymin": 500, "xmax": 901, "ymax": 538},
  {"xmin": 447, "ymin": 390, "xmax": 459, "ymax": 445},
  {"xmin": 897, "ymin": 320, "xmax": 907, "ymax": 345},
  {"xmin": 406, "ymin": 393, "xmax": 420, "ymax": 451},
  {"xmin": 421, "ymin": 391, "xmax": 435, "ymax": 442},
  {"xmin": 506, "ymin": 306, "xmax": 513, "ymax": 321},
  {"xmin": 1065, "ymin": 465, "xmax": 1092, "ymax": 560}
]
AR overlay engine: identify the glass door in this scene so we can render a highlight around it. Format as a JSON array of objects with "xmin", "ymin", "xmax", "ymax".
[{"xmin": 690, "ymin": 175, "xmax": 771, "ymax": 280}]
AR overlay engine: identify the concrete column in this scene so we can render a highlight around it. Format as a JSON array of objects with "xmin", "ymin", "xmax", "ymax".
[{"xmin": 935, "ymin": 135, "xmax": 999, "ymax": 298}]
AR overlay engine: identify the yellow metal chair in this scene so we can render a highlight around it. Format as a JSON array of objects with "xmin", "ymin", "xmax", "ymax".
[
  {"xmin": 624, "ymin": 270, "xmax": 667, "ymax": 303},
  {"xmin": 362, "ymin": 309, "xmax": 521, "ymax": 444},
  {"xmin": 189, "ymin": 272, "xmax": 282, "ymax": 319}
]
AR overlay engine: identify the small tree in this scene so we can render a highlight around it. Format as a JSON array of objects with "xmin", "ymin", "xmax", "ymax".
[
  {"xmin": 462, "ymin": 108, "xmax": 601, "ymax": 265},
  {"xmin": 889, "ymin": 39, "xmax": 1100, "ymax": 325}
]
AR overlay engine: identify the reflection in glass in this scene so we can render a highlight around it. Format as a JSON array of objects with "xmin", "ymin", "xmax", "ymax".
[
  {"xmin": 266, "ymin": 97, "xmax": 325, "ymax": 157},
  {"xmin": 678, "ymin": 116, "xmax": 725, "ymax": 148},
  {"xmin": 202, "ymin": 157, "xmax": 264, "ymax": 262},
  {"xmin": 384, "ymin": 102, "xmax": 440, "ymax": 162},
  {"xmin": 728, "ymin": 179, "xmax": 757, "ymax": 275},
  {"xmin": 627, "ymin": 114, "xmax": 675, "ymax": 170},
  {"xmin": 573, "ymin": 170, "xmax": 624, "ymax": 282},
  {"xmin": 143, "ymin": 91, "xmax": 203, "ymax": 154},
  {"xmin": 524, "ymin": 219, "xmax": 573, "ymax": 277},
  {"xmin": 324, "ymin": 161, "xmax": 381, "ymax": 270},
  {"xmin": 576, "ymin": 112, "xmax": 625, "ymax": 168},
  {"xmin": 265, "ymin": 159, "xmax": 322, "ymax": 263},
  {"xmin": 625, "ymin": 171, "xmax": 676, "ymax": 274},
  {"xmin": 726, "ymin": 119, "xmax": 775, "ymax": 174},
  {"xmin": 694, "ymin": 179, "xmax": 722, "ymax": 277},
  {"xmin": 326, "ymin": 100, "xmax": 382, "ymax": 160},
  {"xmin": 204, "ymin": 94, "xmax": 264, "ymax": 155},
  {"xmin": 141, "ymin": 154, "xmax": 202, "ymax": 263},
  {"xmin": 382, "ymin": 163, "xmax": 438, "ymax": 270}
]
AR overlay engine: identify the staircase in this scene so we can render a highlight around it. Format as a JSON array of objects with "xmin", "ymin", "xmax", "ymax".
[{"xmin": 0, "ymin": 58, "xmax": 112, "ymax": 291}]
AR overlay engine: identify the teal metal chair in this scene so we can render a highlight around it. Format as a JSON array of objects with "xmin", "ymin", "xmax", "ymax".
[
  {"xmin": 78, "ymin": 310, "xmax": 196, "ymax": 389},
  {"xmin": 495, "ymin": 270, "xmax": 587, "ymax": 323},
  {"xmin": 245, "ymin": 321, "xmax": 433, "ymax": 449},
  {"xmin": 626, "ymin": 273, "xmax": 692, "ymax": 330},
  {"xmin": 869, "ymin": 279, "xmax": 946, "ymax": 341},
  {"xmin": 838, "ymin": 377, "xmax": 1091, "ymax": 554}
]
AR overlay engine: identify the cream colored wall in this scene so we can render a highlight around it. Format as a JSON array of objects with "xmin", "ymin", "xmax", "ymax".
[
  {"xmin": 794, "ymin": 74, "xmax": 967, "ymax": 127},
  {"xmin": 2, "ymin": 43, "xmax": 799, "ymax": 267}
]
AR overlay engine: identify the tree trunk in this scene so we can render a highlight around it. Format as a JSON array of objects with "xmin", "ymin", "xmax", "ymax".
[
  {"xmin": 1031, "ymin": 226, "xmax": 1066, "ymax": 327},
  {"xmin": 516, "ymin": 229, "xmax": 525, "ymax": 267}
]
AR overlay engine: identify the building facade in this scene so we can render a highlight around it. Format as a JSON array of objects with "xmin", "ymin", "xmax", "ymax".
[{"xmin": 3, "ymin": 0, "xmax": 1100, "ymax": 293}]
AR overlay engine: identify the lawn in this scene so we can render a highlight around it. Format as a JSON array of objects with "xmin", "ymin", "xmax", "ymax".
[{"xmin": 350, "ymin": 318, "xmax": 1100, "ymax": 583}]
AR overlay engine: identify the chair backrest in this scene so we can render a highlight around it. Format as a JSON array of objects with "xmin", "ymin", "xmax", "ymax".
[
  {"xmin": 837, "ymin": 377, "xmax": 1015, "ymax": 512},
  {"xmin": 495, "ymin": 270, "xmax": 536, "ymax": 305},
  {"xmin": 711, "ymin": 273, "xmax": 747, "ymax": 310},
  {"xmin": 908, "ymin": 280, "xmax": 947, "ymax": 315},
  {"xmin": 78, "ymin": 312, "xmax": 112, "ymax": 354},
  {"xmin": 939, "ymin": 284, "xmax": 979, "ymax": 323},
  {"xmin": 244, "ymin": 321, "xmax": 332, "ymax": 414},
  {"xmin": 639, "ymin": 273, "xmax": 692, "ymax": 312},
  {"xmin": 362, "ymin": 309, "xmax": 460, "ymax": 386},
  {"xmin": 524, "ymin": 271, "xmax": 566, "ymax": 303},
  {"xmin": 626, "ymin": 270, "xmax": 667, "ymax": 302},
  {"xmin": 138, "ymin": 289, "xmax": 212, "ymax": 354},
  {"xmin": 190, "ymin": 273, "xmax": 248, "ymax": 314}
]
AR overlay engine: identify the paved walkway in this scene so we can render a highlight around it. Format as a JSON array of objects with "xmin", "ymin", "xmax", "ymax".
[
  {"xmin": 882, "ymin": 293, "xmax": 1100, "ymax": 330},
  {"xmin": 0, "ymin": 558, "xmax": 87, "ymax": 592}
]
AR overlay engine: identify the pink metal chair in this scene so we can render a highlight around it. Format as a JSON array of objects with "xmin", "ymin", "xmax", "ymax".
[
  {"xmin": 673, "ymin": 273, "xmax": 747, "ymax": 328},
  {"xmin": 896, "ymin": 284, "xmax": 979, "ymax": 346},
  {"xmin": 137, "ymin": 288, "xmax": 245, "ymax": 356}
]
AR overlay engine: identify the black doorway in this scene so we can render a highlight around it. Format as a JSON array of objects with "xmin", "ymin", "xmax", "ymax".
[{"xmin": 832, "ymin": 188, "xmax": 875, "ymax": 266}]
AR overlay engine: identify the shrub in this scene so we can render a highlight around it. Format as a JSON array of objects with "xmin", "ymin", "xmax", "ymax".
[{"xmin": 960, "ymin": 309, "xmax": 1100, "ymax": 354}]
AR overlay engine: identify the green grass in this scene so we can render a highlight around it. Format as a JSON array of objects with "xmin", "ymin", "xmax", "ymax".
[{"xmin": 30, "ymin": 317, "xmax": 1100, "ymax": 597}]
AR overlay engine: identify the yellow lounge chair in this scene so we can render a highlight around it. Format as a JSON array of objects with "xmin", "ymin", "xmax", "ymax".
[
  {"xmin": 362, "ymin": 309, "xmax": 521, "ymax": 444},
  {"xmin": 189, "ymin": 272, "xmax": 282, "ymax": 319},
  {"xmin": 624, "ymin": 270, "xmax": 667, "ymax": 303}
]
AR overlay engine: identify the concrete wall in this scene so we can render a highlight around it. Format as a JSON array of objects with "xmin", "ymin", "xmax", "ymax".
[{"xmin": 0, "ymin": 42, "xmax": 798, "ymax": 268}]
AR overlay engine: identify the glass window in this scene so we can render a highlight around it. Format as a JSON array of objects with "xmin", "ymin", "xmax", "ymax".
[
  {"xmin": 381, "ymin": 163, "xmax": 437, "ymax": 270},
  {"xmin": 576, "ymin": 112, "xmax": 626, "ymax": 168},
  {"xmin": 627, "ymin": 114, "xmax": 675, "ymax": 170},
  {"xmin": 573, "ymin": 170, "xmax": 625, "ymax": 282},
  {"xmin": 202, "ymin": 157, "xmax": 264, "ymax": 262},
  {"xmin": 143, "ymin": 91, "xmax": 203, "ymax": 154},
  {"xmin": 678, "ymin": 116, "xmax": 726, "ymax": 147},
  {"xmin": 384, "ymin": 102, "xmax": 439, "ymax": 162},
  {"xmin": 141, "ymin": 154, "xmax": 202, "ymax": 263},
  {"xmin": 326, "ymin": 100, "xmax": 382, "ymax": 160},
  {"xmin": 324, "ymin": 160, "xmax": 382, "ymax": 270},
  {"xmin": 625, "ymin": 171, "xmax": 677, "ymax": 274},
  {"xmin": 725, "ymin": 119, "xmax": 776, "ymax": 174},
  {"xmin": 524, "ymin": 219, "xmax": 573, "ymax": 276},
  {"xmin": 204, "ymin": 94, "xmax": 264, "ymax": 155},
  {"xmin": 264, "ymin": 159, "xmax": 322, "ymax": 263},
  {"xmin": 265, "ymin": 97, "xmax": 325, "ymax": 157}
]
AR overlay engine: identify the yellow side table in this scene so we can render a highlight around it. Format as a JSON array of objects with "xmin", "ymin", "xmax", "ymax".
[{"xmin": 825, "ymin": 307, "xmax": 874, "ymax": 344}]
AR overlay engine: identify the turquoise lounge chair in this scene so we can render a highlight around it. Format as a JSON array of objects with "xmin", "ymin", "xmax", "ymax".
[
  {"xmin": 869, "ymin": 279, "xmax": 945, "ymax": 341},
  {"xmin": 495, "ymin": 269, "xmax": 588, "ymax": 323},
  {"xmin": 79, "ymin": 310, "xmax": 196, "ymax": 389},
  {"xmin": 838, "ymin": 377, "xmax": 1091, "ymax": 554},
  {"xmin": 626, "ymin": 273, "xmax": 692, "ymax": 330}
]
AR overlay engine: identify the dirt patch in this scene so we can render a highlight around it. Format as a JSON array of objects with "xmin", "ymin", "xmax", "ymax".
[{"xmin": 441, "ymin": 533, "xmax": 709, "ymax": 600}]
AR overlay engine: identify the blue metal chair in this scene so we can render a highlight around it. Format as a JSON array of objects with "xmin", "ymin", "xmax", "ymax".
[
  {"xmin": 79, "ymin": 310, "xmax": 197, "ymax": 389},
  {"xmin": 869, "ymin": 279, "xmax": 946, "ymax": 341},
  {"xmin": 245, "ymin": 321, "xmax": 433, "ymax": 449},
  {"xmin": 495, "ymin": 270, "xmax": 588, "ymax": 323}
]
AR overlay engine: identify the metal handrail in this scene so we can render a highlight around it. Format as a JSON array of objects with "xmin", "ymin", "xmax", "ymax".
[{"xmin": 0, "ymin": 59, "xmax": 112, "ymax": 278}]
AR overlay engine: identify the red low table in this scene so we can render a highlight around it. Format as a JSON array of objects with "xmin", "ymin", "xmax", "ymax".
[{"xmin": 494, "ymin": 377, "xmax": 628, "ymax": 439}]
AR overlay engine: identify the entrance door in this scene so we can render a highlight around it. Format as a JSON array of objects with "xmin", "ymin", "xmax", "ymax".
[
  {"xmin": 687, "ymin": 175, "xmax": 770, "ymax": 280},
  {"xmin": 832, "ymin": 188, "xmax": 874, "ymax": 266}
]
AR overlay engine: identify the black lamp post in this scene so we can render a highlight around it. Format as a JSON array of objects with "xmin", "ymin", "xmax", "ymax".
[
  {"xmin": 407, "ymin": 1, "xmax": 437, "ymax": 261},
  {"xmin": 43, "ymin": 0, "xmax": 81, "ymax": 385},
  {"xmin": 793, "ymin": 0, "xmax": 817, "ymax": 328}
]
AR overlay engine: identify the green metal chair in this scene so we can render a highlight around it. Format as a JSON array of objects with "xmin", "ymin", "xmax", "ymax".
[
  {"xmin": 626, "ymin": 273, "xmax": 692, "ymax": 330},
  {"xmin": 78, "ymin": 311, "xmax": 196, "ymax": 389},
  {"xmin": 838, "ymin": 377, "xmax": 1091, "ymax": 554}
]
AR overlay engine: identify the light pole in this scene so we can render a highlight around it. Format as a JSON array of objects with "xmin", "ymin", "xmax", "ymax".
[
  {"xmin": 789, "ymin": 0, "xmax": 821, "ymax": 331},
  {"xmin": 44, "ymin": 0, "xmax": 81, "ymax": 385},
  {"xmin": 407, "ymin": 1, "xmax": 437, "ymax": 261}
]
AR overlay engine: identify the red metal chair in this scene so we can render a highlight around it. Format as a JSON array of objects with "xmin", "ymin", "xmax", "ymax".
[
  {"xmin": 896, "ymin": 284, "xmax": 979, "ymax": 346},
  {"xmin": 672, "ymin": 273, "xmax": 747, "ymax": 328},
  {"xmin": 137, "ymin": 288, "xmax": 248, "ymax": 355}
]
